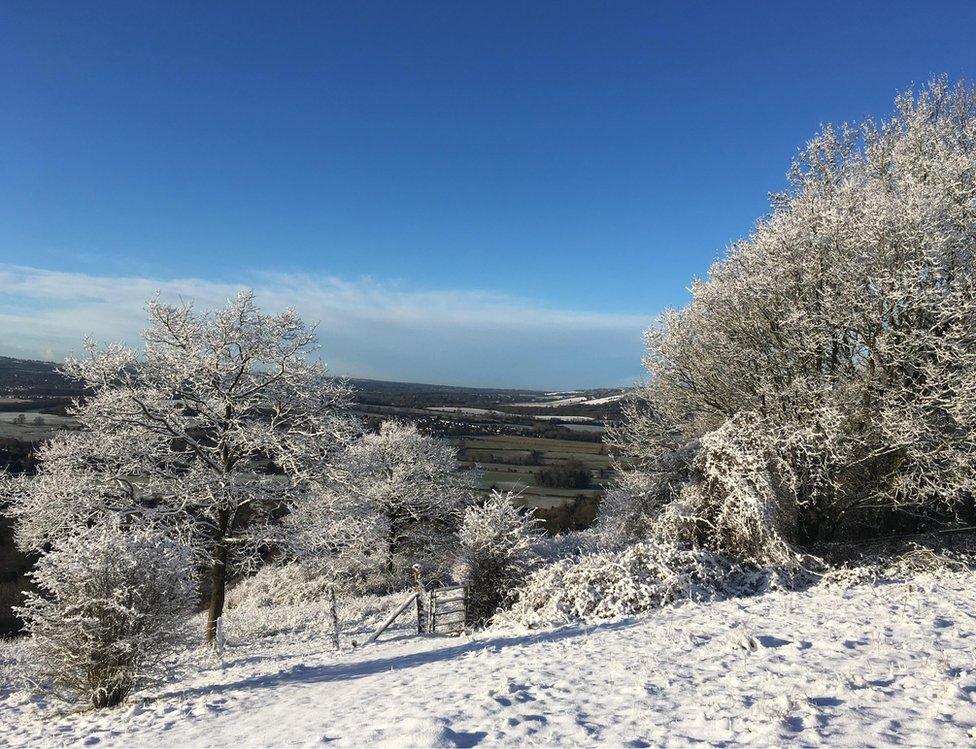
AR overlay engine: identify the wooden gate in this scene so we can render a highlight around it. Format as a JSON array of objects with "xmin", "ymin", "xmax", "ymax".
[{"xmin": 428, "ymin": 585, "xmax": 467, "ymax": 635}]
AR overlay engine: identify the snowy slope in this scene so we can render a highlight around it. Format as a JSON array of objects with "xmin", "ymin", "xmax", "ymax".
[{"xmin": 3, "ymin": 574, "xmax": 976, "ymax": 747}]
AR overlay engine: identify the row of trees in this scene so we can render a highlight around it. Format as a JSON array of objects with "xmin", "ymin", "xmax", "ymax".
[{"xmin": 10, "ymin": 414, "xmax": 45, "ymax": 426}]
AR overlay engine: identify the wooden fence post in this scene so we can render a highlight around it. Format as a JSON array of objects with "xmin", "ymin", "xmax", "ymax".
[
  {"xmin": 412, "ymin": 564, "xmax": 426, "ymax": 634},
  {"xmin": 430, "ymin": 588, "xmax": 437, "ymax": 634},
  {"xmin": 329, "ymin": 584, "xmax": 340, "ymax": 651}
]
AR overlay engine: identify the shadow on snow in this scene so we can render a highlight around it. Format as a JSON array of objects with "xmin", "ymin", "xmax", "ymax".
[{"xmin": 160, "ymin": 618, "xmax": 640, "ymax": 701}]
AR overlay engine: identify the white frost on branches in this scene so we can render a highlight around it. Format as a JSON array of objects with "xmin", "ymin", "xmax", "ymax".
[
  {"xmin": 342, "ymin": 420, "xmax": 479, "ymax": 584},
  {"xmin": 651, "ymin": 413, "xmax": 820, "ymax": 572},
  {"xmin": 4, "ymin": 291, "xmax": 359, "ymax": 642},
  {"xmin": 456, "ymin": 489, "xmax": 543, "ymax": 626},
  {"xmin": 16, "ymin": 520, "xmax": 195, "ymax": 708},
  {"xmin": 283, "ymin": 484, "xmax": 387, "ymax": 588},
  {"xmin": 605, "ymin": 77, "xmax": 976, "ymax": 555}
]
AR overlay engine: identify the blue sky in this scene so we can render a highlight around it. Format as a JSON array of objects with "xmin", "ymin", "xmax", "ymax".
[{"xmin": 1, "ymin": 1, "xmax": 974, "ymax": 388}]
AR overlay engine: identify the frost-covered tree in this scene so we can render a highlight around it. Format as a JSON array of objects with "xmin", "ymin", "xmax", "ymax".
[
  {"xmin": 17, "ymin": 521, "xmax": 195, "ymax": 708},
  {"xmin": 456, "ymin": 489, "xmax": 542, "ymax": 627},
  {"xmin": 5, "ymin": 292, "xmax": 358, "ymax": 642},
  {"xmin": 608, "ymin": 77, "xmax": 976, "ymax": 551},
  {"xmin": 283, "ymin": 484, "xmax": 387, "ymax": 587},
  {"xmin": 343, "ymin": 420, "xmax": 478, "ymax": 584}
]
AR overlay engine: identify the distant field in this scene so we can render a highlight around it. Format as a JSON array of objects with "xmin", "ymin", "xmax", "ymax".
[
  {"xmin": 453, "ymin": 433, "xmax": 612, "ymax": 530},
  {"xmin": 457, "ymin": 435, "xmax": 607, "ymax": 453},
  {"xmin": 0, "ymin": 408, "xmax": 611, "ymax": 530},
  {"xmin": 0, "ymin": 399, "xmax": 32, "ymax": 408},
  {"xmin": 0, "ymin": 411, "xmax": 78, "ymax": 441}
]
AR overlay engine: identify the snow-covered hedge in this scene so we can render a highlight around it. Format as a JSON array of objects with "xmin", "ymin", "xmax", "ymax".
[{"xmin": 499, "ymin": 541, "xmax": 771, "ymax": 628}]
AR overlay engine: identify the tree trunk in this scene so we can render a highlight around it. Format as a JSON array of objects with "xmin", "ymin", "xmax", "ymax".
[
  {"xmin": 329, "ymin": 584, "xmax": 340, "ymax": 650},
  {"xmin": 385, "ymin": 519, "xmax": 399, "ymax": 581},
  {"xmin": 205, "ymin": 542, "xmax": 227, "ymax": 644}
]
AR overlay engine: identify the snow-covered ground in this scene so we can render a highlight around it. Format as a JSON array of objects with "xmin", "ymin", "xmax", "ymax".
[
  {"xmin": 510, "ymin": 393, "xmax": 625, "ymax": 408},
  {"xmin": 3, "ymin": 574, "xmax": 976, "ymax": 747}
]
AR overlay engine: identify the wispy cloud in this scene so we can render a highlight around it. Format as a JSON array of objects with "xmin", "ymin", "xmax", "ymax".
[{"xmin": 0, "ymin": 264, "xmax": 650, "ymax": 389}]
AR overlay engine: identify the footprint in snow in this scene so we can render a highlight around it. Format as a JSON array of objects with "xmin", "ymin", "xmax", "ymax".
[
  {"xmin": 808, "ymin": 696, "xmax": 843, "ymax": 708},
  {"xmin": 783, "ymin": 715, "xmax": 804, "ymax": 732},
  {"xmin": 506, "ymin": 681, "xmax": 536, "ymax": 703},
  {"xmin": 738, "ymin": 634, "xmax": 792, "ymax": 652},
  {"xmin": 738, "ymin": 636, "xmax": 760, "ymax": 652},
  {"xmin": 367, "ymin": 717, "xmax": 486, "ymax": 748}
]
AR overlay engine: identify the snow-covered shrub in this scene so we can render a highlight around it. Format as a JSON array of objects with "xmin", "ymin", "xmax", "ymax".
[
  {"xmin": 820, "ymin": 540, "xmax": 976, "ymax": 588},
  {"xmin": 532, "ymin": 528, "xmax": 592, "ymax": 562},
  {"xmin": 606, "ymin": 78, "xmax": 976, "ymax": 551},
  {"xmin": 456, "ymin": 490, "xmax": 543, "ymax": 626},
  {"xmin": 884, "ymin": 544, "xmax": 976, "ymax": 576},
  {"xmin": 283, "ymin": 486, "xmax": 388, "ymax": 591},
  {"xmin": 499, "ymin": 540, "xmax": 763, "ymax": 628},
  {"xmin": 777, "ymin": 407, "xmax": 851, "ymax": 543},
  {"xmin": 654, "ymin": 413, "xmax": 805, "ymax": 571},
  {"xmin": 227, "ymin": 561, "xmax": 337, "ymax": 609},
  {"xmin": 501, "ymin": 415, "xmax": 823, "ymax": 630},
  {"xmin": 594, "ymin": 468, "xmax": 679, "ymax": 550},
  {"xmin": 17, "ymin": 521, "xmax": 194, "ymax": 708},
  {"xmin": 223, "ymin": 562, "xmax": 341, "ymax": 641},
  {"xmin": 600, "ymin": 402, "xmax": 697, "ymax": 551}
]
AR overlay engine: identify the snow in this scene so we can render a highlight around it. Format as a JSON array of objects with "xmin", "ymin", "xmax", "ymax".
[
  {"xmin": 508, "ymin": 393, "xmax": 624, "ymax": 408},
  {"xmin": 510, "ymin": 396, "xmax": 589, "ymax": 407},
  {"xmin": 583, "ymin": 394, "xmax": 626, "ymax": 405},
  {"xmin": 3, "ymin": 573, "xmax": 976, "ymax": 747},
  {"xmin": 528, "ymin": 414, "xmax": 594, "ymax": 422}
]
